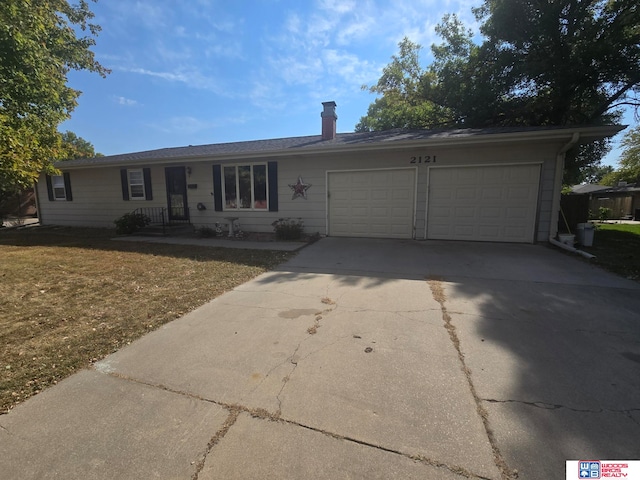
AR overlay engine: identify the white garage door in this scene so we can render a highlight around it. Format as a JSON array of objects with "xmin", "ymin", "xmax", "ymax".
[
  {"xmin": 328, "ymin": 169, "xmax": 415, "ymax": 239},
  {"xmin": 427, "ymin": 164, "xmax": 541, "ymax": 243}
]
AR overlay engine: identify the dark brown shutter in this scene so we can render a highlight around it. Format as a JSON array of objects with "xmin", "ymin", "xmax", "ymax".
[
  {"xmin": 268, "ymin": 162, "xmax": 278, "ymax": 212},
  {"xmin": 120, "ymin": 169, "xmax": 129, "ymax": 200},
  {"xmin": 143, "ymin": 168, "xmax": 152, "ymax": 200},
  {"xmin": 212, "ymin": 165, "xmax": 223, "ymax": 211},
  {"xmin": 63, "ymin": 172, "xmax": 72, "ymax": 201},
  {"xmin": 45, "ymin": 175, "xmax": 54, "ymax": 201}
]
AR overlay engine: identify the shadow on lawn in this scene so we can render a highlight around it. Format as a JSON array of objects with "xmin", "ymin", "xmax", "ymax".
[
  {"xmin": 0, "ymin": 226, "xmax": 292, "ymax": 267},
  {"xmin": 583, "ymin": 228, "xmax": 640, "ymax": 280}
]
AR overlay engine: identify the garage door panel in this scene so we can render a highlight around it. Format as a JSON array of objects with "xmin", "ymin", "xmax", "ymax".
[
  {"xmin": 480, "ymin": 207, "xmax": 502, "ymax": 219},
  {"xmin": 371, "ymin": 206, "xmax": 390, "ymax": 217},
  {"xmin": 428, "ymin": 164, "xmax": 540, "ymax": 243},
  {"xmin": 478, "ymin": 225, "xmax": 501, "ymax": 237},
  {"xmin": 455, "ymin": 187, "xmax": 477, "ymax": 200},
  {"xmin": 456, "ymin": 169, "xmax": 480, "ymax": 184},
  {"xmin": 371, "ymin": 190, "xmax": 390, "ymax": 201},
  {"xmin": 454, "ymin": 225, "xmax": 474, "ymax": 237},
  {"xmin": 507, "ymin": 186, "xmax": 533, "ymax": 200},
  {"xmin": 329, "ymin": 169, "xmax": 415, "ymax": 239},
  {"xmin": 351, "ymin": 207, "xmax": 368, "ymax": 217},
  {"xmin": 505, "ymin": 225, "xmax": 526, "ymax": 237},
  {"xmin": 480, "ymin": 188, "xmax": 503, "ymax": 200},
  {"xmin": 392, "ymin": 207, "xmax": 412, "ymax": 217},
  {"xmin": 392, "ymin": 189, "xmax": 412, "ymax": 200},
  {"xmin": 506, "ymin": 206, "xmax": 527, "ymax": 218},
  {"xmin": 482, "ymin": 169, "xmax": 506, "ymax": 182},
  {"xmin": 455, "ymin": 207, "xmax": 475, "ymax": 218}
]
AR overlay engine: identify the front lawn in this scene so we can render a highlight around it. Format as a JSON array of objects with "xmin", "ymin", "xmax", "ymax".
[
  {"xmin": 582, "ymin": 223, "xmax": 640, "ymax": 281},
  {"xmin": 0, "ymin": 226, "xmax": 293, "ymax": 414}
]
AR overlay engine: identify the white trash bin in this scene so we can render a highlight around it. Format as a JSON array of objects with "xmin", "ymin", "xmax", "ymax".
[
  {"xmin": 558, "ymin": 233, "xmax": 575, "ymax": 246},
  {"xmin": 576, "ymin": 223, "xmax": 595, "ymax": 247}
]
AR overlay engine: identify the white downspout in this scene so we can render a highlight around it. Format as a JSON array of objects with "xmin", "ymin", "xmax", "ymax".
[
  {"xmin": 548, "ymin": 132, "xmax": 596, "ymax": 259},
  {"xmin": 549, "ymin": 132, "xmax": 579, "ymax": 240}
]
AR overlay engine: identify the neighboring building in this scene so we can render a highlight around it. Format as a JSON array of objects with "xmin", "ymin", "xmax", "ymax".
[
  {"xmin": 35, "ymin": 102, "xmax": 623, "ymax": 243},
  {"xmin": 587, "ymin": 182, "xmax": 640, "ymax": 220}
]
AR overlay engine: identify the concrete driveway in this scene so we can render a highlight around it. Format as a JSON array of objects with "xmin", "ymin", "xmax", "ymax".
[{"xmin": 1, "ymin": 238, "xmax": 639, "ymax": 479}]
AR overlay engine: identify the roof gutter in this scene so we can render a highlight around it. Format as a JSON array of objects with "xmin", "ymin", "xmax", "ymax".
[{"xmin": 549, "ymin": 132, "xmax": 580, "ymax": 241}]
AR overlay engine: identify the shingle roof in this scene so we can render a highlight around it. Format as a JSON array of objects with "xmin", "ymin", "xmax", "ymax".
[
  {"xmin": 56, "ymin": 125, "xmax": 625, "ymax": 168},
  {"xmin": 570, "ymin": 184, "xmax": 609, "ymax": 194}
]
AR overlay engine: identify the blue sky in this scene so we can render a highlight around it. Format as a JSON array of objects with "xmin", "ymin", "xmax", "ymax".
[{"xmin": 61, "ymin": 0, "xmax": 635, "ymax": 167}]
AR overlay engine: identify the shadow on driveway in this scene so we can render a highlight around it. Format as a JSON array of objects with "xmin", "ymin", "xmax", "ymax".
[{"xmin": 264, "ymin": 237, "xmax": 640, "ymax": 479}]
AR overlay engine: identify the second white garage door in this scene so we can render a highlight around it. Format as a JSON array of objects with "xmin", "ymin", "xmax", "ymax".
[
  {"xmin": 427, "ymin": 164, "xmax": 541, "ymax": 243},
  {"xmin": 328, "ymin": 169, "xmax": 415, "ymax": 239}
]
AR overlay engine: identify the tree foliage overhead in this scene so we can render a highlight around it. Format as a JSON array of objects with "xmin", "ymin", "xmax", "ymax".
[
  {"xmin": 0, "ymin": 0, "xmax": 108, "ymax": 191},
  {"xmin": 357, "ymin": 0, "xmax": 640, "ymax": 183},
  {"xmin": 59, "ymin": 131, "xmax": 101, "ymax": 160},
  {"xmin": 601, "ymin": 125, "xmax": 640, "ymax": 185},
  {"xmin": 355, "ymin": 38, "xmax": 456, "ymax": 132}
]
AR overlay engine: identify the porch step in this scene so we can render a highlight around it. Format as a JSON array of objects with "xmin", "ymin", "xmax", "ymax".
[{"xmin": 137, "ymin": 223, "xmax": 194, "ymax": 236}]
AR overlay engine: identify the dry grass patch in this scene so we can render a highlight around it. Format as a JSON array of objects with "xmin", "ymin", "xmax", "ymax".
[{"xmin": 0, "ymin": 226, "xmax": 293, "ymax": 413}]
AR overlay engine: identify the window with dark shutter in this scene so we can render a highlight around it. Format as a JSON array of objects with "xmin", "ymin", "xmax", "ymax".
[
  {"xmin": 213, "ymin": 162, "xmax": 277, "ymax": 211},
  {"xmin": 121, "ymin": 168, "xmax": 152, "ymax": 200},
  {"xmin": 46, "ymin": 174, "xmax": 72, "ymax": 201}
]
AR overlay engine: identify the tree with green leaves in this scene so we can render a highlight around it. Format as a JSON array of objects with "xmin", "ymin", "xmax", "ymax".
[
  {"xmin": 357, "ymin": 1, "xmax": 640, "ymax": 183},
  {"xmin": 355, "ymin": 38, "xmax": 455, "ymax": 132},
  {"xmin": 0, "ymin": 0, "xmax": 109, "ymax": 192},
  {"xmin": 59, "ymin": 131, "xmax": 102, "ymax": 160},
  {"xmin": 601, "ymin": 125, "xmax": 640, "ymax": 186}
]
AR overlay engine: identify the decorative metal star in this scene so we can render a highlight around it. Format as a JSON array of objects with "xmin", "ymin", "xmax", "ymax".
[{"xmin": 288, "ymin": 176, "xmax": 311, "ymax": 200}]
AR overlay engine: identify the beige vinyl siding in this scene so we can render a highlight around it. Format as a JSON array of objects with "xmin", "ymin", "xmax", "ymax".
[
  {"xmin": 38, "ymin": 167, "xmax": 167, "ymax": 228},
  {"xmin": 37, "ymin": 140, "xmax": 562, "ymax": 242}
]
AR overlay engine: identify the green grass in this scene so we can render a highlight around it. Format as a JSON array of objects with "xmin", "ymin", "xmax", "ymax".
[{"xmin": 582, "ymin": 223, "xmax": 640, "ymax": 281}]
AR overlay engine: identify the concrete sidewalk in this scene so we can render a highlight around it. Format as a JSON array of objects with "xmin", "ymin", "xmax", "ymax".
[
  {"xmin": 1, "ymin": 238, "xmax": 639, "ymax": 479},
  {"xmin": 113, "ymin": 233, "xmax": 308, "ymax": 251}
]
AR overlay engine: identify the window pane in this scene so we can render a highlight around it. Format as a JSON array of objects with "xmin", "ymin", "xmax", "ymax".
[
  {"xmin": 253, "ymin": 165, "xmax": 267, "ymax": 209},
  {"xmin": 224, "ymin": 166, "xmax": 237, "ymax": 209},
  {"xmin": 52, "ymin": 176, "xmax": 66, "ymax": 199},
  {"xmin": 128, "ymin": 170, "xmax": 145, "ymax": 199},
  {"xmin": 238, "ymin": 166, "xmax": 251, "ymax": 209},
  {"xmin": 129, "ymin": 171, "xmax": 143, "ymax": 184}
]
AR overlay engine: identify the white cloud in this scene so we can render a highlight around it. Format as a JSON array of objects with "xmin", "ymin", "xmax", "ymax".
[
  {"xmin": 322, "ymin": 50, "xmax": 380, "ymax": 85},
  {"xmin": 150, "ymin": 115, "xmax": 247, "ymax": 135},
  {"xmin": 101, "ymin": 0, "xmax": 484, "ymax": 119},
  {"xmin": 317, "ymin": 0, "xmax": 356, "ymax": 15},
  {"xmin": 113, "ymin": 96, "xmax": 139, "ymax": 106},
  {"xmin": 125, "ymin": 67, "xmax": 191, "ymax": 84}
]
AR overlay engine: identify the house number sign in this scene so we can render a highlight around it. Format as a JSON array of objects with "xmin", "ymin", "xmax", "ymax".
[{"xmin": 410, "ymin": 155, "xmax": 437, "ymax": 164}]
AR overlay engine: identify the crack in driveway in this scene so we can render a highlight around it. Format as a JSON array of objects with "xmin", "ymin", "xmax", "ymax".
[
  {"xmin": 191, "ymin": 408, "xmax": 240, "ymax": 480},
  {"xmin": 275, "ymin": 343, "xmax": 302, "ymax": 417},
  {"xmin": 483, "ymin": 397, "xmax": 640, "ymax": 416},
  {"xmin": 99, "ymin": 369, "xmax": 492, "ymax": 479},
  {"xmin": 428, "ymin": 277, "xmax": 518, "ymax": 480}
]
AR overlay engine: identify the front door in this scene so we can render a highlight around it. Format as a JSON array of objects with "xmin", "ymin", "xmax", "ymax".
[{"xmin": 165, "ymin": 167, "xmax": 189, "ymax": 222}]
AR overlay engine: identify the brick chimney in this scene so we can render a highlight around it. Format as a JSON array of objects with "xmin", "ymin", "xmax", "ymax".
[{"xmin": 321, "ymin": 101, "xmax": 337, "ymax": 140}]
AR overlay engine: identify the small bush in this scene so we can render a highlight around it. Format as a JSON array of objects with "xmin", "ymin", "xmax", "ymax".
[
  {"xmin": 114, "ymin": 213, "xmax": 150, "ymax": 234},
  {"xmin": 197, "ymin": 226, "xmax": 215, "ymax": 238},
  {"xmin": 272, "ymin": 217, "xmax": 304, "ymax": 241},
  {"xmin": 598, "ymin": 207, "xmax": 612, "ymax": 222}
]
